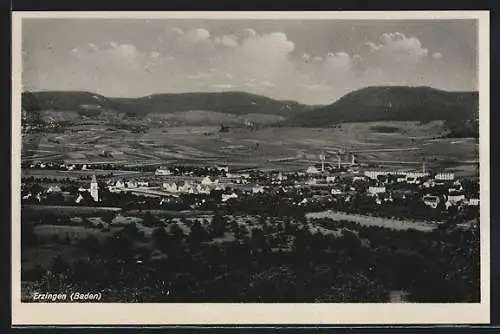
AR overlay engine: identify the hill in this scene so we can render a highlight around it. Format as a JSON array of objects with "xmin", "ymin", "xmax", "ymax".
[
  {"xmin": 286, "ymin": 86, "xmax": 479, "ymax": 137},
  {"xmin": 21, "ymin": 91, "xmax": 313, "ymax": 117}
]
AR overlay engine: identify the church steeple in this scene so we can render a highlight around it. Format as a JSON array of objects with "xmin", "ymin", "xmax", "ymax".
[{"xmin": 90, "ymin": 174, "xmax": 99, "ymax": 202}]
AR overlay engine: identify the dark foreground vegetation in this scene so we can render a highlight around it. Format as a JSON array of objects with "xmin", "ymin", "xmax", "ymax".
[{"xmin": 21, "ymin": 210, "xmax": 480, "ymax": 303}]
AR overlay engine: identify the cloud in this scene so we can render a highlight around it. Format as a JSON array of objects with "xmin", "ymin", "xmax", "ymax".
[
  {"xmin": 366, "ymin": 32, "xmax": 429, "ymax": 65},
  {"xmin": 214, "ymin": 34, "xmax": 238, "ymax": 48},
  {"xmin": 24, "ymin": 28, "xmax": 448, "ymax": 104},
  {"xmin": 212, "ymin": 83, "xmax": 237, "ymax": 90},
  {"xmin": 302, "ymin": 84, "xmax": 333, "ymax": 92},
  {"xmin": 432, "ymin": 52, "xmax": 443, "ymax": 60},
  {"xmin": 238, "ymin": 28, "xmax": 257, "ymax": 40},
  {"xmin": 323, "ymin": 52, "xmax": 352, "ymax": 72}
]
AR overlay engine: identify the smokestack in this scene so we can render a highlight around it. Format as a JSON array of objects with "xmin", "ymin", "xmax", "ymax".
[
  {"xmin": 337, "ymin": 155, "xmax": 341, "ymax": 169},
  {"xmin": 319, "ymin": 153, "xmax": 325, "ymax": 172},
  {"xmin": 351, "ymin": 154, "xmax": 355, "ymax": 166}
]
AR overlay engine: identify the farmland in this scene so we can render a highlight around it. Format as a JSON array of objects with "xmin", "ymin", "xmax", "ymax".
[{"xmin": 22, "ymin": 121, "xmax": 479, "ymax": 176}]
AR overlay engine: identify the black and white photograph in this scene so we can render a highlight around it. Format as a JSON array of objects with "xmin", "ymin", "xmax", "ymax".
[{"xmin": 11, "ymin": 11, "xmax": 490, "ymax": 325}]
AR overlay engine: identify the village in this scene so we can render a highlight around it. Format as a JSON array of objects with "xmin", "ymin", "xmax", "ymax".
[{"xmin": 21, "ymin": 155, "xmax": 480, "ymax": 227}]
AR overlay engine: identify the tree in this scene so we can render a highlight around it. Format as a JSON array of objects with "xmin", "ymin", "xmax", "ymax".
[
  {"xmin": 21, "ymin": 222, "xmax": 38, "ymax": 249},
  {"xmin": 51, "ymin": 255, "xmax": 69, "ymax": 274},
  {"xmin": 210, "ymin": 215, "xmax": 227, "ymax": 238},
  {"xmin": 122, "ymin": 223, "xmax": 142, "ymax": 241},
  {"xmin": 152, "ymin": 227, "xmax": 169, "ymax": 251},
  {"xmin": 169, "ymin": 222, "xmax": 185, "ymax": 239},
  {"xmin": 79, "ymin": 234, "xmax": 100, "ymax": 253},
  {"xmin": 189, "ymin": 221, "xmax": 209, "ymax": 245},
  {"xmin": 142, "ymin": 211, "xmax": 155, "ymax": 228},
  {"xmin": 250, "ymin": 228, "xmax": 267, "ymax": 250}
]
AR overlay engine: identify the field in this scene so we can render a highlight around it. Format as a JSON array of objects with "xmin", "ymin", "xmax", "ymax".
[
  {"xmin": 306, "ymin": 210, "xmax": 441, "ymax": 232},
  {"xmin": 22, "ymin": 121, "xmax": 479, "ymax": 176}
]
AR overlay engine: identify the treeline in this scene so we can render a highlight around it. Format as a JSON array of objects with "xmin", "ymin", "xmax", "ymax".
[{"xmin": 21, "ymin": 211, "xmax": 479, "ymax": 303}]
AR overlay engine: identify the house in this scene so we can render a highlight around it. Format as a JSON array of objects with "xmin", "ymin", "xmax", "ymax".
[
  {"xmin": 115, "ymin": 180, "xmax": 126, "ymax": 189},
  {"xmin": 163, "ymin": 182, "xmax": 178, "ymax": 193},
  {"xmin": 221, "ymin": 192, "xmax": 238, "ymax": 202},
  {"xmin": 137, "ymin": 181, "xmax": 149, "ymax": 187},
  {"xmin": 126, "ymin": 180, "xmax": 138, "ymax": 188},
  {"xmin": 422, "ymin": 179, "xmax": 436, "ymax": 188},
  {"xmin": 155, "ymin": 167, "xmax": 172, "ymax": 176},
  {"xmin": 196, "ymin": 184, "xmax": 211, "ymax": 194},
  {"xmin": 178, "ymin": 181, "xmax": 194, "ymax": 194},
  {"xmin": 405, "ymin": 176, "xmax": 418, "ymax": 184},
  {"xmin": 447, "ymin": 192, "xmax": 465, "ymax": 204},
  {"xmin": 467, "ymin": 198, "xmax": 480, "ymax": 206},
  {"xmin": 353, "ymin": 176, "xmax": 366, "ymax": 182},
  {"xmin": 404, "ymin": 171, "xmax": 428, "ymax": 179},
  {"xmin": 397, "ymin": 176, "xmax": 407, "ymax": 183},
  {"xmin": 75, "ymin": 193, "xmax": 84, "ymax": 204},
  {"xmin": 298, "ymin": 198, "xmax": 308, "ymax": 206},
  {"xmin": 326, "ymin": 176, "xmax": 336, "ymax": 183},
  {"xmin": 423, "ymin": 195, "xmax": 441, "ymax": 209},
  {"xmin": 306, "ymin": 166, "xmax": 320, "ymax": 174},
  {"xmin": 306, "ymin": 178, "xmax": 318, "ymax": 185},
  {"xmin": 364, "ymin": 171, "xmax": 387, "ymax": 180},
  {"xmin": 435, "ymin": 173, "xmax": 455, "ymax": 181},
  {"xmin": 46, "ymin": 185, "xmax": 62, "ymax": 193},
  {"xmin": 331, "ymin": 188, "xmax": 343, "ymax": 195},
  {"xmin": 216, "ymin": 166, "xmax": 229, "ymax": 173},
  {"xmin": 368, "ymin": 186, "xmax": 386, "ymax": 196},
  {"xmin": 252, "ymin": 186, "xmax": 265, "ymax": 194},
  {"xmin": 201, "ymin": 176, "xmax": 219, "ymax": 186}
]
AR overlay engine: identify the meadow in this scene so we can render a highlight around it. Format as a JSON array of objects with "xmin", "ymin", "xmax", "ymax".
[{"xmin": 22, "ymin": 121, "xmax": 479, "ymax": 176}]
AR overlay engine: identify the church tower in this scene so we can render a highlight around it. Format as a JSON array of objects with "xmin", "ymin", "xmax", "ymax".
[{"xmin": 90, "ymin": 174, "xmax": 99, "ymax": 202}]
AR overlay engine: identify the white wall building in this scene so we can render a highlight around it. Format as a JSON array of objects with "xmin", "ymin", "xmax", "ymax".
[
  {"xmin": 306, "ymin": 166, "xmax": 320, "ymax": 174},
  {"xmin": 201, "ymin": 176, "xmax": 219, "ymax": 186},
  {"xmin": 447, "ymin": 193, "xmax": 465, "ymax": 204},
  {"xmin": 216, "ymin": 166, "xmax": 229, "ymax": 173},
  {"xmin": 435, "ymin": 173, "xmax": 455, "ymax": 181},
  {"xmin": 252, "ymin": 186, "xmax": 265, "ymax": 194},
  {"xmin": 127, "ymin": 180, "xmax": 138, "ymax": 188},
  {"xmin": 405, "ymin": 172, "xmax": 428, "ymax": 179},
  {"xmin": 221, "ymin": 192, "xmax": 238, "ymax": 202},
  {"xmin": 331, "ymin": 188, "xmax": 343, "ymax": 195},
  {"xmin": 306, "ymin": 178, "xmax": 318, "ymax": 185},
  {"xmin": 364, "ymin": 171, "xmax": 388, "ymax": 180},
  {"xmin": 467, "ymin": 198, "xmax": 480, "ymax": 206},
  {"xmin": 326, "ymin": 176, "xmax": 336, "ymax": 183},
  {"xmin": 196, "ymin": 184, "xmax": 211, "ymax": 194},
  {"xmin": 90, "ymin": 175, "xmax": 99, "ymax": 202},
  {"xmin": 423, "ymin": 195, "xmax": 440, "ymax": 209},
  {"xmin": 163, "ymin": 182, "xmax": 178, "ymax": 193},
  {"xmin": 46, "ymin": 185, "xmax": 62, "ymax": 193},
  {"xmin": 155, "ymin": 167, "xmax": 172, "ymax": 176},
  {"xmin": 368, "ymin": 186, "xmax": 386, "ymax": 196}
]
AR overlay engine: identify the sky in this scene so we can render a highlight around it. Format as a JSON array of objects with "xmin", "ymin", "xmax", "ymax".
[{"xmin": 22, "ymin": 18, "xmax": 478, "ymax": 105}]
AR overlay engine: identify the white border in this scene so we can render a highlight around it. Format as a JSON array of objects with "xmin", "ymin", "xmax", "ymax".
[{"xmin": 11, "ymin": 11, "xmax": 490, "ymax": 325}]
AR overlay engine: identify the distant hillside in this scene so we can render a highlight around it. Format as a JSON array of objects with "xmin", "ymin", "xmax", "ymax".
[
  {"xmin": 286, "ymin": 86, "xmax": 479, "ymax": 137},
  {"xmin": 22, "ymin": 91, "xmax": 313, "ymax": 117}
]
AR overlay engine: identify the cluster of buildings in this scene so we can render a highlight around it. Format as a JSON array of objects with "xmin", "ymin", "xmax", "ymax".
[
  {"xmin": 358, "ymin": 168, "xmax": 479, "ymax": 209},
  {"xmin": 22, "ymin": 158, "xmax": 480, "ymax": 219}
]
